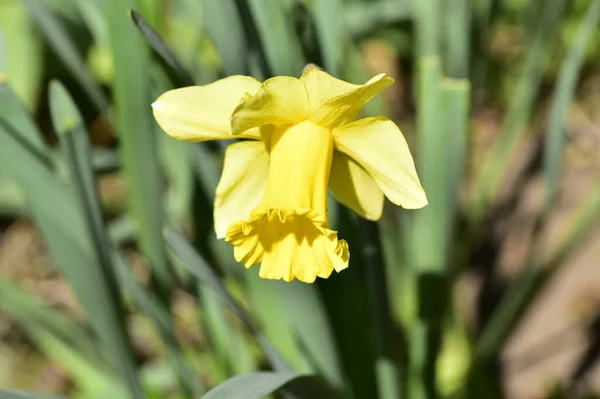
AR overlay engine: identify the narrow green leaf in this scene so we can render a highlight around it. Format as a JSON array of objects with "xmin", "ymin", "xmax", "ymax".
[
  {"xmin": 0, "ymin": 389, "xmax": 67, "ymax": 399},
  {"xmin": 199, "ymin": 286, "xmax": 256, "ymax": 379},
  {"xmin": 442, "ymin": 79, "xmax": 470, "ymax": 240},
  {"xmin": 282, "ymin": 282, "xmax": 344, "ymax": 388},
  {"xmin": 21, "ymin": 0, "xmax": 108, "ymax": 111},
  {"xmin": 0, "ymin": 276, "xmax": 105, "ymax": 368},
  {"xmin": 0, "ymin": 82, "xmax": 50, "ymax": 164},
  {"xmin": 468, "ymin": 0, "xmax": 568, "ymax": 222},
  {"xmin": 245, "ymin": 273, "xmax": 307, "ymax": 372},
  {"xmin": 202, "ymin": 372, "xmax": 339, "ymax": 399},
  {"xmin": 202, "ymin": 0, "xmax": 248, "ymax": 75},
  {"xmin": 164, "ymin": 228, "xmax": 290, "ymax": 372},
  {"xmin": 130, "ymin": 9, "xmax": 195, "ymax": 85},
  {"xmin": 345, "ymin": 0, "xmax": 412, "ymax": 37},
  {"xmin": 49, "ymin": 80, "xmax": 144, "ymax": 399},
  {"xmin": 106, "ymin": 0, "xmax": 172, "ymax": 300},
  {"xmin": 312, "ymin": 0, "xmax": 345, "ymax": 76},
  {"xmin": 243, "ymin": 0, "xmax": 306, "ymax": 76},
  {"xmin": 444, "ymin": 0, "xmax": 470, "ymax": 78},
  {"xmin": 544, "ymin": 0, "xmax": 600, "ymax": 210}
]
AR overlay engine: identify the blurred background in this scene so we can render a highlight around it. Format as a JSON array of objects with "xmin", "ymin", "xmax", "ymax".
[{"xmin": 1, "ymin": 0, "xmax": 600, "ymax": 398}]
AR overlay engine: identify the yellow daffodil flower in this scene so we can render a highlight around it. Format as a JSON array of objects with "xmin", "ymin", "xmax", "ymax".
[{"xmin": 152, "ymin": 67, "xmax": 427, "ymax": 283}]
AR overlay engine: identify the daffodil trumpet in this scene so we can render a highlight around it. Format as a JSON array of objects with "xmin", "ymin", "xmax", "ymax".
[{"xmin": 152, "ymin": 67, "xmax": 427, "ymax": 283}]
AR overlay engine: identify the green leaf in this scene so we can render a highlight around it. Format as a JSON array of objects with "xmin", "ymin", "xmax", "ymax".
[
  {"xmin": 202, "ymin": 0, "xmax": 248, "ymax": 75},
  {"xmin": 164, "ymin": 228, "xmax": 290, "ymax": 372},
  {"xmin": 130, "ymin": 9, "xmax": 195, "ymax": 85},
  {"xmin": 0, "ymin": 81, "xmax": 49, "ymax": 164},
  {"xmin": 49, "ymin": 80, "xmax": 144, "ymax": 398},
  {"xmin": 105, "ymin": 0, "xmax": 172, "ymax": 300},
  {"xmin": 468, "ymin": 0, "xmax": 568, "ymax": 222},
  {"xmin": 282, "ymin": 282, "xmax": 343, "ymax": 388},
  {"xmin": 543, "ymin": 0, "xmax": 600, "ymax": 210},
  {"xmin": 344, "ymin": 0, "xmax": 412, "ymax": 37},
  {"xmin": 0, "ymin": 276, "xmax": 105, "ymax": 369},
  {"xmin": 202, "ymin": 372, "xmax": 339, "ymax": 399},
  {"xmin": 0, "ymin": 389, "xmax": 67, "ymax": 399},
  {"xmin": 21, "ymin": 0, "xmax": 108, "ymax": 111},
  {"xmin": 243, "ymin": 0, "xmax": 306, "ymax": 76},
  {"xmin": 311, "ymin": 0, "xmax": 345, "ymax": 76}
]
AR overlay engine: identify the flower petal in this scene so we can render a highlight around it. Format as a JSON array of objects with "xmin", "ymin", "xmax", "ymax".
[
  {"xmin": 152, "ymin": 76, "xmax": 261, "ymax": 142},
  {"xmin": 231, "ymin": 76, "xmax": 309, "ymax": 135},
  {"xmin": 332, "ymin": 116, "xmax": 427, "ymax": 209},
  {"xmin": 329, "ymin": 151, "xmax": 384, "ymax": 220},
  {"xmin": 300, "ymin": 67, "xmax": 394, "ymax": 128},
  {"xmin": 214, "ymin": 141, "xmax": 269, "ymax": 238}
]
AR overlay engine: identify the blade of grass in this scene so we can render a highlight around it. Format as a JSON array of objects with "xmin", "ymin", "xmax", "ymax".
[
  {"xmin": 311, "ymin": 0, "xmax": 344, "ymax": 76},
  {"xmin": 0, "ymin": 276, "xmax": 105, "ymax": 368},
  {"xmin": 474, "ymin": 0, "xmax": 600, "ymax": 365},
  {"xmin": 105, "ymin": 0, "xmax": 172, "ymax": 301},
  {"xmin": 405, "ymin": 57, "xmax": 445, "ymax": 399},
  {"xmin": 468, "ymin": 0, "xmax": 568, "ymax": 222},
  {"xmin": 49, "ymin": 80, "xmax": 144, "ymax": 398},
  {"xmin": 164, "ymin": 228, "xmax": 291, "ymax": 372},
  {"xmin": 345, "ymin": 0, "xmax": 412, "ymax": 37},
  {"xmin": 202, "ymin": 0, "xmax": 248, "ymax": 75},
  {"xmin": 444, "ymin": 0, "xmax": 470, "ymax": 79},
  {"xmin": 21, "ymin": 0, "xmax": 109, "ymax": 111},
  {"xmin": 282, "ymin": 282, "xmax": 344, "ymax": 389},
  {"xmin": 203, "ymin": 371, "xmax": 341, "ymax": 399},
  {"xmin": 130, "ymin": 9, "xmax": 195, "ymax": 86},
  {"xmin": 405, "ymin": 0, "xmax": 456, "ymax": 397},
  {"xmin": 52, "ymin": 80, "xmax": 202, "ymax": 397},
  {"xmin": 199, "ymin": 286, "xmax": 256, "ymax": 379},
  {"xmin": 243, "ymin": 0, "xmax": 306, "ymax": 76},
  {"xmin": 443, "ymin": 79, "xmax": 471, "ymax": 264},
  {"xmin": 0, "ymin": 82, "xmax": 50, "ymax": 164},
  {"xmin": 543, "ymin": 0, "xmax": 600, "ymax": 210},
  {"xmin": 0, "ymin": 389, "xmax": 67, "ymax": 399},
  {"xmin": 244, "ymin": 273, "xmax": 308, "ymax": 373}
]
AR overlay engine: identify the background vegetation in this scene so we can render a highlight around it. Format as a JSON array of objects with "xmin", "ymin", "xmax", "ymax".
[{"xmin": 1, "ymin": 0, "xmax": 600, "ymax": 398}]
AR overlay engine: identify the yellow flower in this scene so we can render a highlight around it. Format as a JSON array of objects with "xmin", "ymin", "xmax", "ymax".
[{"xmin": 152, "ymin": 67, "xmax": 427, "ymax": 283}]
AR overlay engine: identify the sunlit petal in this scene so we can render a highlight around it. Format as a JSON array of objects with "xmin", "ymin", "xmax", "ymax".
[
  {"xmin": 300, "ymin": 67, "xmax": 394, "ymax": 128},
  {"xmin": 214, "ymin": 141, "xmax": 269, "ymax": 239},
  {"xmin": 152, "ymin": 76, "xmax": 261, "ymax": 141},
  {"xmin": 329, "ymin": 151, "xmax": 384, "ymax": 220},
  {"xmin": 333, "ymin": 116, "xmax": 427, "ymax": 209}
]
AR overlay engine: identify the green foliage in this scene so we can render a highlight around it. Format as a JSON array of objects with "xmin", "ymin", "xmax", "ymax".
[{"xmin": 2, "ymin": 1, "xmax": 600, "ymax": 398}]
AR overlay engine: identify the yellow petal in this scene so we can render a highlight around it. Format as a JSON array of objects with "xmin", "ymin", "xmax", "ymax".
[
  {"xmin": 225, "ymin": 121, "xmax": 349, "ymax": 283},
  {"xmin": 300, "ymin": 67, "xmax": 394, "ymax": 128},
  {"xmin": 214, "ymin": 141, "xmax": 269, "ymax": 239},
  {"xmin": 329, "ymin": 151, "xmax": 384, "ymax": 220},
  {"xmin": 227, "ymin": 209, "xmax": 349, "ymax": 283},
  {"xmin": 231, "ymin": 76, "xmax": 309, "ymax": 135},
  {"xmin": 152, "ymin": 76, "xmax": 261, "ymax": 142},
  {"xmin": 332, "ymin": 117, "xmax": 427, "ymax": 209}
]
